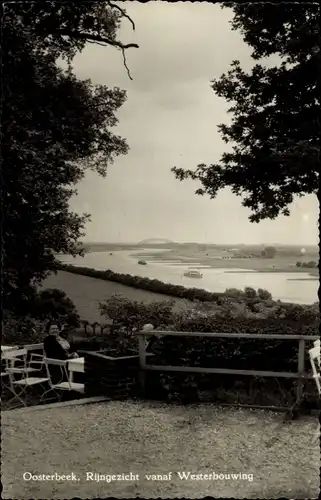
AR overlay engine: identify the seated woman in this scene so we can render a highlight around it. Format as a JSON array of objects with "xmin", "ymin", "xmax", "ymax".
[
  {"xmin": 43, "ymin": 323, "xmax": 81, "ymax": 386},
  {"xmin": 44, "ymin": 323, "xmax": 79, "ymax": 360}
]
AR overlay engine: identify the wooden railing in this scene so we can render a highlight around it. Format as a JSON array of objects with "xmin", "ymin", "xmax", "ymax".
[{"xmin": 136, "ymin": 331, "xmax": 319, "ymax": 408}]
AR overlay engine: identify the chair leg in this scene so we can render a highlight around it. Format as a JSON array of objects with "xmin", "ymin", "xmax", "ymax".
[
  {"xmin": 40, "ymin": 387, "xmax": 58, "ymax": 403},
  {"xmin": 40, "ymin": 387, "xmax": 62, "ymax": 403},
  {"xmin": 4, "ymin": 386, "xmax": 27, "ymax": 408}
]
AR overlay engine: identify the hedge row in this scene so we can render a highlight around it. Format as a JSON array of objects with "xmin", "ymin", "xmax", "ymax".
[
  {"xmin": 92, "ymin": 312, "xmax": 319, "ymax": 408},
  {"xmin": 96, "ymin": 296, "xmax": 319, "ymax": 407},
  {"xmin": 56, "ymin": 263, "xmax": 278, "ymax": 306},
  {"xmin": 56, "ymin": 263, "xmax": 228, "ymax": 302}
]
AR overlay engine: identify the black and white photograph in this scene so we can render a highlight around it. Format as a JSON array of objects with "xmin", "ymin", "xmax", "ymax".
[{"xmin": 1, "ymin": 1, "xmax": 320, "ymax": 498}]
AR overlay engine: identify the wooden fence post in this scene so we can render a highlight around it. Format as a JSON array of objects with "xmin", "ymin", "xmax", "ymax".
[
  {"xmin": 138, "ymin": 334, "xmax": 146, "ymax": 395},
  {"xmin": 296, "ymin": 338, "xmax": 305, "ymax": 406}
]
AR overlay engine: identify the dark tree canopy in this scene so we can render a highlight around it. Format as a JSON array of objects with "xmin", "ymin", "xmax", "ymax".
[
  {"xmin": 172, "ymin": 3, "xmax": 320, "ymax": 222},
  {"xmin": 2, "ymin": 2, "xmax": 137, "ymax": 313}
]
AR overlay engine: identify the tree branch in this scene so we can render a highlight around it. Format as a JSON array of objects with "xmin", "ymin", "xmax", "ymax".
[
  {"xmin": 121, "ymin": 47, "xmax": 133, "ymax": 80},
  {"xmin": 107, "ymin": 1, "xmax": 135, "ymax": 31},
  {"xmin": 52, "ymin": 29, "xmax": 139, "ymax": 50}
]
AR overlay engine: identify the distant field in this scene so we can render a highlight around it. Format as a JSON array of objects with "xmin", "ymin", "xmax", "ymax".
[
  {"xmin": 40, "ymin": 271, "xmax": 194, "ymax": 323},
  {"xmin": 131, "ymin": 249, "xmax": 318, "ymax": 274}
]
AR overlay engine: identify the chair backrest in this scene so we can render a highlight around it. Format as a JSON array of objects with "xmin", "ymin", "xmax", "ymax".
[
  {"xmin": 24, "ymin": 343, "xmax": 44, "ymax": 351},
  {"xmin": 24, "ymin": 343, "xmax": 45, "ymax": 363},
  {"xmin": 2, "ymin": 348, "xmax": 27, "ymax": 359},
  {"xmin": 309, "ymin": 345, "xmax": 320, "ymax": 395},
  {"xmin": 310, "ymin": 344, "xmax": 320, "ymax": 369},
  {"xmin": 43, "ymin": 357, "xmax": 71, "ymax": 389},
  {"xmin": 2, "ymin": 348, "xmax": 28, "ymax": 377},
  {"xmin": 1, "ymin": 345, "xmax": 18, "ymax": 352}
]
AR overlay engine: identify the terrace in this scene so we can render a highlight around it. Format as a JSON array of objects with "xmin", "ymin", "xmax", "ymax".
[{"xmin": 2, "ymin": 400, "xmax": 319, "ymax": 499}]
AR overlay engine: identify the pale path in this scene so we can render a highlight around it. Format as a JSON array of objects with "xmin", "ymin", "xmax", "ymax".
[{"xmin": 2, "ymin": 401, "xmax": 319, "ymax": 498}]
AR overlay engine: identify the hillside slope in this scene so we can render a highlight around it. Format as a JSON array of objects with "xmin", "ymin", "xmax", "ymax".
[{"xmin": 40, "ymin": 271, "xmax": 194, "ymax": 323}]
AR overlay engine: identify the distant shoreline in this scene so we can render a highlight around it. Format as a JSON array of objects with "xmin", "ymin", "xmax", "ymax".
[{"xmin": 130, "ymin": 251, "xmax": 318, "ymax": 276}]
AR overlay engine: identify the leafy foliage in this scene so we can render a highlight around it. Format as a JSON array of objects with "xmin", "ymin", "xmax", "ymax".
[
  {"xmin": 32, "ymin": 288, "xmax": 80, "ymax": 327},
  {"xmin": 147, "ymin": 312, "xmax": 318, "ymax": 406},
  {"xmin": 244, "ymin": 287, "xmax": 257, "ymax": 298},
  {"xmin": 2, "ymin": 313, "xmax": 46, "ymax": 345},
  {"xmin": 257, "ymin": 288, "xmax": 272, "ymax": 301},
  {"xmin": 300, "ymin": 261, "xmax": 318, "ymax": 268},
  {"xmin": 172, "ymin": 4, "xmax": 320, "ymax": 222},
  {"xmin": 3, "ymin": 2, "xmax": 136, "ymax": 314},
  {"xmin": 2, "ymin": 288, "xmax": 80, "ymax": 344},
  {"xmin": 95, "ymin": 295, "xmax": 319, "ymax": 406},
  {"xmin": 99, "ymin": 295, "xmax": 174, "ymax": 333}
]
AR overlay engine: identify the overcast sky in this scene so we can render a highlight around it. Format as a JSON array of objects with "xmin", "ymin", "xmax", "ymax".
[{"xmin": 69, "ymin": 2, "xmax": 318, "ymax": 245}]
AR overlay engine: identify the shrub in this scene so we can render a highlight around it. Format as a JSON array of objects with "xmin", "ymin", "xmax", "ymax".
[
  {"xmin": 31, "ymin": 288, "xmax": 80, "ymax": 327},
  {"xmin": 146, "ymin": 313, "xmax": 318, "ymax": 406},
  {"xmin": 99, "ymin": 294, "xmax": 175, "ymax": 334},
  {"xmin": 2, "ymin": 312, "xmax": 45, "ymax": 345},
  {"xmin": 244, "ymin": 287, "xmax": 257, "ymax": 298},
  {"xmin": 225, "ymin": 288, "xmax": 244, "ymax": 298},
  {"xmin": 257, "ymin": 288, "xmax": 273, "ymax": 300}
]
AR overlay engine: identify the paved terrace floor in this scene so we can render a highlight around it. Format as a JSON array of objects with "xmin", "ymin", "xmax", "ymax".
[{"xmin": 2, "ymin": 400, "xmax": 319, "ymax": 499}]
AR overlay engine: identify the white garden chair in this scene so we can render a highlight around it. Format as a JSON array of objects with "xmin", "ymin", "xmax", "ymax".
[
  {"xmin": 1, "ymin": 348, "xmax": 27, "ymax": 408},
  {"xmin": 24, "ymin": 343, "xmax": 44, "ymax": 358},
  {"xmin": 2, "ymin": 347, "xmax": 43, "ymax": 375},
  {"xmin": 42, "ymin": 357, "xmax": 84, "ymax": 402},
  {"xmin": 309, "ymin": 340, "xmax": 320, "ymax": 396},
  {"xmin": 5, "ymin": 366, "xmax": 49, "ymax": 408}
]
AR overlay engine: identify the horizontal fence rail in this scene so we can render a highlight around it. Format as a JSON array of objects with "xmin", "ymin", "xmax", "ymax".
[
  {"xmin": 136, "ymin": 330, "xmax": 320, "ymax": 409},
  {"xmin": 136, "ymin": 331, "xmax": 319, "ymax": 340}
]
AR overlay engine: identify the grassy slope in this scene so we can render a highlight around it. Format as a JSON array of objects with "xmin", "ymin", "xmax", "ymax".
[{"xmin": 40, "ymin": 271, "xmax": 194, "ymax": 323}]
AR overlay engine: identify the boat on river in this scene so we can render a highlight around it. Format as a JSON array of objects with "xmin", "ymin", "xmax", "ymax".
[
  {"xmin": 183, "ymin": 270, "xmax": 203, "ymax": 278},
  {"xmin": 138, "ymin": 260, "xmax": 147, "ymax": 265}
]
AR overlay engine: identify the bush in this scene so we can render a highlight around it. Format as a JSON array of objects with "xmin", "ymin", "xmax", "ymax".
[
  {"xmin": 224, "ymin": 288, "xmax": 245, "ymax": 298},
  {"xmin": 301, "ymin": 260, "xmax": 317, "ymax": 268},
  {"xmin": 3, "ymin": 287, "xmax": 80, "ymax": 345},
  {"xmin": 145, "ymin": 313, "xmax": 318, "ymax": 406},
  {"xmin": 31, "ymin": 288, "xmax": 80, "ymax": 327},
  {"xmin": 257, "ymin": 288, "xmax": 273, "ymax": 300},
  {"xmin": 2, "ymin": 312, "xmax": 46, "ymax": 345},
  {"xmin": 244, "ymin": 287, "xmax": 257, "ymax": 298},
  {"xmin": 99, "ymin": 295, "xmax": 174, "ymax": 334}
]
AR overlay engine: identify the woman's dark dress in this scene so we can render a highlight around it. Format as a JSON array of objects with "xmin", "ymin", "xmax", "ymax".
[{"xmin": 43, "ymin": 335, "xmax": 72, "ymax": 384}]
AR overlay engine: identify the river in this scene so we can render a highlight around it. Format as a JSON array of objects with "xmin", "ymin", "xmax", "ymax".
[{"xmin": 59, "ymin": 249, "xmax": 318, "ymax": 305}]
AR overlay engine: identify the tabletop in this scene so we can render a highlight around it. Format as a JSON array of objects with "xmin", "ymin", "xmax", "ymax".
[{"xmin": 68, "ymin": 357, "xmax": 85, "ymax": 373}]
